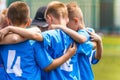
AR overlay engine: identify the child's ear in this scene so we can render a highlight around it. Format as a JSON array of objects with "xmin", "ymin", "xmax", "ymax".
[
  {"xmin": 73, "ymin": 17, "xmax": 79, "ymax": 24},
  {"xmin": 26, "ymin": 18, "xmax": 32, "ymax": 26},
  {"xmin": 46, "ymin": 14, "xmax": 52, "ymax": 25},
  {"xmin": 7, "ymin": 18, "xmax": 11, "ymax": 25}
]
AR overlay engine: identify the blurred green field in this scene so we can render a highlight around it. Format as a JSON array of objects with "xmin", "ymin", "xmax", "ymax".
[{"xmin": 92, "ymin": 35, "xmax": 120, "ymax": 80}]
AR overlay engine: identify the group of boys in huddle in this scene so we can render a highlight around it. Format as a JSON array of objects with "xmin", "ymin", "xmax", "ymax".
[{"xmin": 0, "ymin": 1, "xmax": 103, "ymax": 80}]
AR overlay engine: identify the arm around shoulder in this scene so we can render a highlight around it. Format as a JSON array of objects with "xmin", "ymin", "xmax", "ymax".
[
  {"xmin": 44, "ymin": 43, "xmax": 77, "ymax": 72},
  {"xmin": 0, "ymin": 33, "xmax": 26, "ymax": 44},
  {"xmin": 4, "ymin": 26, "xmax": 43, "ymax": 41},
  {"xmin": 50, "ymin": 24, "xmax": 87, "ymax": 43}
]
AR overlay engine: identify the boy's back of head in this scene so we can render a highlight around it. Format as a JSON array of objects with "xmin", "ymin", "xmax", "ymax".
[
  {"xmin": 45, "ymin": 1, "xmax": 68, "ymax": 20},
  {"xmin": 67, "ymin": 2, "xmax": 83, "ymax": 21},
  {"xmin": 7, "ymin": 1, "xmax": 30, "ymax": 26}
]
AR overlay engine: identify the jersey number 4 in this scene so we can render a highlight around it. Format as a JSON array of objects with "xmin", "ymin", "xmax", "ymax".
[{"xmin": 6, "ymin": 50, "xmax": 22, "ymax": 76}]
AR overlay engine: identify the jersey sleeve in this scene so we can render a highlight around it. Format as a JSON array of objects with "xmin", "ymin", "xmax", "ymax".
[
  {"xmin": 41, "ymin": 29, "xmax": 61, "ymax": 53},
  {"xmin": 33, "ymin": 41, "xmax": 53, "ymax": 69},
  {"xmin": 77, "ymin": 41, "xmax": 94, "ymax": 56},
  {"xmin": 77, "ymin": 29, "xmax": 90, "ymax": 41},
  {"xmin": 41, "ymin": 30, "xmax": 57, "ymax": 48},
  {"xmin": 86, "ymin": 27, "xmax": 95, "ymax": 33},
  {"xmin": 89, "ymin": 50, "xmax": 99, "ymax": 64},
  {"xmin": 41, "ymin": 31, "xmax": 51, "ymax": 47}
]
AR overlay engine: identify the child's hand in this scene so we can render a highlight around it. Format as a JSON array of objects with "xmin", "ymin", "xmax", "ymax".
[
  {"xmin": 66, "ymin": 42, "xmax": 77, "ymax": 56},
  {"xmin": 0, "ymin": 27, "xmax": 10, "ymax": 40},
  {"xmin": 88, "ymin": 31, "xmax": 102, "ymax": 43}
]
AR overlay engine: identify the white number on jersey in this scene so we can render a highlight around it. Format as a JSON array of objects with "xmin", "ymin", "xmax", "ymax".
[
  {"xmin": 6, "ymin": 50, "xmax": 22, "ymax": 76},
  {"xmin": 60, "ymin": 49, "xmax": 73, "ymax": 72}
]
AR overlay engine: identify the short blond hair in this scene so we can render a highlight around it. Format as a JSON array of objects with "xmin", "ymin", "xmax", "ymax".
[
  {"xmin": 67, "ymin": 2, "xmax": 83, "ymax": 21},
  {"xmin": 0, "ymin": 9, "xmax": 7, "ymax": 24},
  {"xmin": 45, "ymin": 1, "xmax": 68, "ymax": 19},
  {"xmin": 7, "ymin": 1, "xmax": 30, "ymax": 26},
  {"xmin": 0, "ymin": 9, "xmax": 8, "ymax": 29}
]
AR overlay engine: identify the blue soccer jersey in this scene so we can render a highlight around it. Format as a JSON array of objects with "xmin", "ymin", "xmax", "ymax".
[
  {"xmin": 89, "ymin": 50, "xmax": 99, "ymax": 64},
  {"xmin": 77, "ymin": 29, "xmax": 99, "ymax": 80},
  {"xmin": 0, "ymin": 47, "xmax": 3, "ymax": 65},
  {"xmin": 39, "ymin": 29, "xmax": 94, "ymax": 80},
  {"xmin": 32, "ymin": 41, "xmax": 53, "ymax": 69},
  {"xmin": 0, "ymin": 46, "xmax": 7, "ymax": 80},
  {"xmin": 0, "ymin": 40, "xmax": 41, "ymax": 80}
]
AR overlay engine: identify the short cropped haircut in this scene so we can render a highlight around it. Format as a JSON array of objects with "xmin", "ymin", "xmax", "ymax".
[
  {"xmin": 45, "ymin": 1, "xmax": 68, "ymax": 19},
  {"xmin": 7, "ymin": 1, "xmax": 30, "ymax": 26},
  {"xmin": 67, "ymin": 2, "xmax": 83, "ymax": 21}
]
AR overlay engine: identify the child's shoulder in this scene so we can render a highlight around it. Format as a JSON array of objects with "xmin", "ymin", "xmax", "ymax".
[
  {"xmin": 86, "ymin": 27, "xmax": 95, "ymax": 33},
  {"xmin": 42, "ymin": 29, "xmax": 63, "ymax": 36},
  {"xmin": 78, "ymin": 27, "xmax": 95, "ymax": 33},
  {"xmin": 78, "ymin": 28, "xmax": 89, "ymax": 36},
  {"xmin": 78, "ymin": 28, "xmax": 92, "ymax": 40}
]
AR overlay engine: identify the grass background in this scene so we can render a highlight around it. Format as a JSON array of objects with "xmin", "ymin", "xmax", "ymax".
[{"xmin": 92, "ymin": 35, "xmax": 120, "ymax": 80}]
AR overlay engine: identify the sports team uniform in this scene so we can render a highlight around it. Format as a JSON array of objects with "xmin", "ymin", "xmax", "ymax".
[
  {"xmin": 38, "ymin": 29, "xmax": 93, "ymax": 80},
  {"xmin": 0, "ymin": 40, "xmax": 43, "ymax": 80},
  {"xmin": 77, "ymin": 28, "xmax": 99, "ymax": 80},
  {"xmin": 0, "ymin": 47, "xmax": 7, "ymax": 80}
]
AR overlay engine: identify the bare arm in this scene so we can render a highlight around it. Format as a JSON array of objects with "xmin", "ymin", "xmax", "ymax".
[
  {"xmin": 0, "ymin": 26, "xmax": 42, "ymax": 44},
  {"xmin": 0, "ymin": 26, "xmax": 43, "ymax": 41},
  {"xmin": 61, "ymin": 27, "xmax": 87, "ymax": 43},
  {"xmin": 44, "ymin": 43, "xmax": 77, "ymax": 72},
  {"xmin": 89, "ymin": 32, "xmax": 103, "ymax": 60},
  {"xmin": 95, "ymin": 40, "xmax": 103, "ymax": 60},
  {"xmin": 0, "ymin": 33, "xmax": 26, "ymax": 44},
  {"xmin": 50, "ymin": 24, "xmax": 87, "ymax": 43}
]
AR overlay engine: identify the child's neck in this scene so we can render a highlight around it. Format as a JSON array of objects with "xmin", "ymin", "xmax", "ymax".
[
  {"xmin": 78, "ymin": 24, "xmax": 85, "ymax": 30},
  {"xmin": 59, "ymin": 20, "xmax": 67, "ymax": 26},
  {"xmin": 13, "ymin": 24, "xmax": 26, "ymax": 28}
]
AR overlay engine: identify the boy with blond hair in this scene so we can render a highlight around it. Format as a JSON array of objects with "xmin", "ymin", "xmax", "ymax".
[
  {"xmin": 0, "ymin": 1, "xmax": 83, "ymax": 79},
  {"xmin": 0, "ymin": 1, "xmax": 78, "ymax": 80},
  {"xmin": 0, "ymin": 1, "xmax": 42, "ymax": 80},
  {"xmin": 0, "ymin": 1, "xmax": 102, "ymax": 80},
  {"xmin": 66, "ymin": 3, "xmax": 102, "ymax": 80},
  {"xmin": 51, "ymin": 2, "xmax": 103, "ymax": 80}
]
